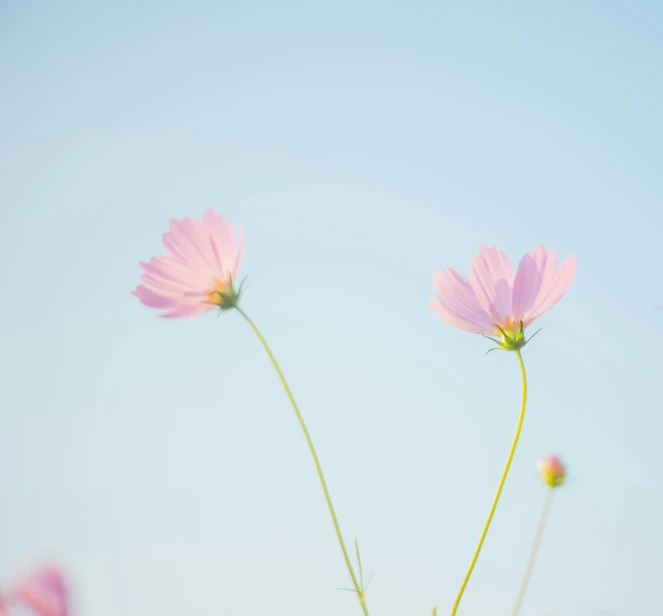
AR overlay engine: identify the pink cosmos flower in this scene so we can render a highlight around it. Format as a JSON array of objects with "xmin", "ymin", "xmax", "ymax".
[
  {"xmin": 11, "ymin": 567, "xmax": 68, "ymax": 616},
  {"xmin": 537, "ymin": 454, "xmax": 566, "ymax": 488},
  {"xmin": 429, "ymin": 245, "xmax": 576, "ymax": 348},
  {"xmin": 133, "ymin": 210, "xmax": 244, "ymax": 318}
]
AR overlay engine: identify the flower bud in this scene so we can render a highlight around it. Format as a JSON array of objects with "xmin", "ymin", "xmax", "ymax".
[{"xmin": 537, "ymin": 455, "xmax": 566, "ymax": 488}]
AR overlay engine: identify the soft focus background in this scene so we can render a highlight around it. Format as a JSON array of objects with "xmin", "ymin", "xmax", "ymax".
[{"xmin": 1, "ymin": 2, "xmax": 661, "ymax": 615}]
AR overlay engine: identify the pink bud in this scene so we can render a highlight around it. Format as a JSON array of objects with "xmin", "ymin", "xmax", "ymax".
[{"xmin": 537, "ymin": 455, "xmax": 566, "ymax": 488}]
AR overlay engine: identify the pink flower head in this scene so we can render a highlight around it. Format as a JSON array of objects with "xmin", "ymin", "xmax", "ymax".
[
  {"xmin": 537, "ymin": 454, "xmax": 566, "ymax": 488},
  {"xmin": 429, "ymin": 245, "xmax": 576, "ymax": 350},
  {"xmin": 133, "ymin": 210, "xmax": 244, "ymax": 318},
  {"xmin": 12, "ymin": 567, "xmax": 68, "ymax": 616}
]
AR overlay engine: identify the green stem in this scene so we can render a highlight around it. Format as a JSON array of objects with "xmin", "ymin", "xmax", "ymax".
[
  {"xmin": 511, "ymin": 487, "xmax": 553, "ymax": 616},
  {"xmin": 450, "ymin": 349, "xmax": 528, "ymax": 615},
  {"xmin": 235, "ymin": 306, "xmax": 368, "ymax": 616}
]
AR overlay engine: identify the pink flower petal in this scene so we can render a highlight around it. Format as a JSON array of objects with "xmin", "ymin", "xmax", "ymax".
[
  {"xmin": 469, "ymin": 245, "xmax": 515, "ymax": 323},
  {"xmin": 182, "ymin": 217, "xmax": 222, "ymax": 274},
  {"xmin": 203, "ymin": 209, "xmax": 239, "ymax": 280},
  {"xmin": 140, "ymin": 256, "xmax": 210, "ymax": 290},
  {"xmin": 430, "ymin": 244, "xmax": 575, "ymax": 338},
  {"xmin": 162, "ymin": 218, "xmax": 216, "ymax": 279},
  {"xmin": 431, "ymin": 268, "xmax": 494, "ymax": 335},
  {"xmin": 512, "ymin": 245, "xmax": 548, "ymax": 321},
  {"xmin": 132, "ymin": 285, "xmax": 181, "ymax": 309},
  {"xmin": 232, "ymin": 225, "xmax": 244, "ymax": 282},
  {"xmin": 12, "ymin": 567, "xmax": 68, "ymax": 616},
  {"xmin": 139, "ymin": 275, "xmax": 197, "ymax": 298},
  {"xmin": 160, "ymin": 303, "xmax": 214, "ymax": 319},
  {"xmin": 140, "ymin": 277, "xmax": 208, "ymax": 302},
  {"xmin": 527, "ymin": 254, "xmax": 576, "ymax": 321}
]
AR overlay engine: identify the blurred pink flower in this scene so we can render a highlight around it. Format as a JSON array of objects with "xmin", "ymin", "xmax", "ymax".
[
  {"xmin": 537, "ymin": 454, "xmax": 566, "ymax": 488},
  {"xmin": 133, "ymin": 209, "xmax": 244, "ymax": 318},
  {"xmin": 430, "ymin": 245, "xmax": 576, "ymax": 349},
  {"xmin": 11, "ymin": 567, "xmax": 68, "ymax": 616}
]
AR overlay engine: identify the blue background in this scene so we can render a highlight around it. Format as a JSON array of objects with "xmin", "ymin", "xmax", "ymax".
[{"xmin": 1, "ymin": 2, "xmax": 661, "ymax": 614}]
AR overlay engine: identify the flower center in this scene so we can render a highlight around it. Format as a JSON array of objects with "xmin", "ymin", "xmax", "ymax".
[
  {"xmin": 205, "ymin": 276, "xmax": 233, "ymax": 307},
  {"xmin": 487, "ymin": 317, "xmax": 527, "ymax": 352},
  {"xmin": 493, "ymin": 316, "xmax": 520, "ymax": 339}
]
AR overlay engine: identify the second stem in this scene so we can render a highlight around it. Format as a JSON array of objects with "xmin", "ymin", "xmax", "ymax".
[
  {"xmin": 450, "ymin": 349, "xmax": 528, "ymax": 615},
  {"xmin": 235, "ymin": 306, "xmax": 368, "ymax": 616},
  {"xmin": 511, "ymin": 487, "xmax": 553, "ymax": 616}
]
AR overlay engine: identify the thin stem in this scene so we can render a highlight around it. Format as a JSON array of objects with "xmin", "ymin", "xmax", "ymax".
[
  {"xmin": 450, "ymin": 349, "xmax": 528, "ymax": 615},
  {"xmin": 235, "ymin": 306, "xmax": 368, "ymax": 616},
  {"xmin": 511, "ymin": 488, "xmax": 554, "ymax": 616}
]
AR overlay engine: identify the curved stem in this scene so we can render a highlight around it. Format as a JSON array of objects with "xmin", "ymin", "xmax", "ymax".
[
  {"xmin": 511, "ymin": 488, "xmax": 553, "ymax": 616},
  {"xmin": 450, "ymin": 349, "xmax": 528, "ymax": 615},
  {"xmin": 235, "ymin": 306, "xmax": 368, "ymax": 616}
]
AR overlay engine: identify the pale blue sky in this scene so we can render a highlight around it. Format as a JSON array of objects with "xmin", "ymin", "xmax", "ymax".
[{"xmin": 1, "ymin": 2, "xmax": 662, "ymax": 615}]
